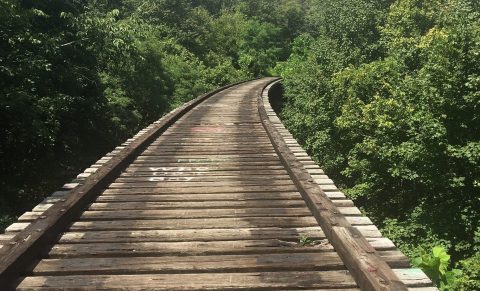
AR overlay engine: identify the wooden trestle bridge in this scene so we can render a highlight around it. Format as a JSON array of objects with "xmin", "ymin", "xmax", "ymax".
[{"xmin": 0, "ymin": 78, "xmax": 435, "ymax": 290}]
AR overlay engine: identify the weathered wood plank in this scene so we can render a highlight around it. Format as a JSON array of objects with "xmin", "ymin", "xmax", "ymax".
[
  {"xmin": 102, "ymin": 185, "xmax": 298, "ymax": 194},
  {"xmin": 125, "ymin": 164, "xmax": 287, "ymax": 171},
  {"xmin": 58, "ymin": 227, "xmax": 327, "ymax": 243},
  {"xmin": 120, "ymin": 169, "xmax": 289, "ymax": 177},
  {"xmin": 88, "ymin": 200, "xmax": 310, "ymax": 210},
  {"xmin": 48, "ymin": 239, "xmax": 335, "ymax": 258},
  {"xmin": 107, "ymin": 180, "xmax": 295, "ymax": 188},
  {"xmin": 114, "ymin": 175, "xmax": 293, "ymax": 183},
  {"xmin": 332, "ymin": 200, "xmax": 355, "ymax": 207},
  {"xmin": 17, "ymin": 271, "xmax": 358, "ymax": 290},
  {"xmin": 68, "ymin": 216, "xmax": 319, "ymax": 231},
  {"xmin": 96, "ymin": 192, "xmax": 303, "ymax": 202},
  {"xmin": 394, "ymin": 268, "xmax": 433, "ymax": 287},
  {"xmin": 33, "ymin": 252, "xmax": 346, "ymax": 275},
  {"xmin": 20, "ymin": 208, "xmax": 314, "ymax": 221}
]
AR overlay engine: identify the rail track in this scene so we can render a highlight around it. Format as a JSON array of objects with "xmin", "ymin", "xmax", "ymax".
[{"xmin": 0, "ymin": 78, "xmax": 435, "ymax": 290}]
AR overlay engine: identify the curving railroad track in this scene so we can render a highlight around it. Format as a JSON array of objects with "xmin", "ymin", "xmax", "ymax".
[{"xmin": 0, "ymin": 78, "xmax": 435, "ymax": 290}]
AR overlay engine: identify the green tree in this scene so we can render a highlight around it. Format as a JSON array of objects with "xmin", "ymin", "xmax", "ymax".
[{"xmin": 277, "ymin": 0, "xmax": 480, "ymax": 287}]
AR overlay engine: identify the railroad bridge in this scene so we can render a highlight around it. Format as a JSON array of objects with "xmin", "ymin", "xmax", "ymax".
[{"xmin": 0, "ymin": 78, "xmax": 435, "ymax": 290}]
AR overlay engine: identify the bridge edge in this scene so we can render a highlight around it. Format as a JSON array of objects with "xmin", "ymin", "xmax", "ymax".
[{"xmin": 259, "ymin": 79, "xmax": 436, "ymax": 291}]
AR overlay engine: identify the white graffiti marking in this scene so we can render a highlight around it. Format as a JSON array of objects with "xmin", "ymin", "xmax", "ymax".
[
  {"xmin": 149, "ymin": 167, "xmax": 209, "ymax": 172},
  {"xmin": 149, "ymin": 177, "xmax": 194, "ymax": 182}
]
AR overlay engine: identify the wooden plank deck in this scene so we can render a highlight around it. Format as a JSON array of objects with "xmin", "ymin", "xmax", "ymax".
[{"xmin": 1, "ymin": 78, "xmax": 435, "ymax": 290}]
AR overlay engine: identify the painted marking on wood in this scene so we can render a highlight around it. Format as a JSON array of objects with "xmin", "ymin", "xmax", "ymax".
[
  {"xmin": 149, "ymin": 167, "xmax": 210, "ymax": 172},
  {"xmin": 177, "ymin": 159, "xmax": 229, "ymax": 163},
  {"xmin": 148, "ymin": 177, "xmax": 194, "ymax": 182}
]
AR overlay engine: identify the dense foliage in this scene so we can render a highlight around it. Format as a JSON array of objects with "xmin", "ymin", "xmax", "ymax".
[
  {"xmin": 0, "ymin": 0, "xmax": 304, "ymax": 228},
  {"xmin": 276, "ymin": 0, "xmax": 480, "ymax": 288},
  {"xmin": 2, "ymin": 0, "xmax": 478, "ymax": 288}
]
